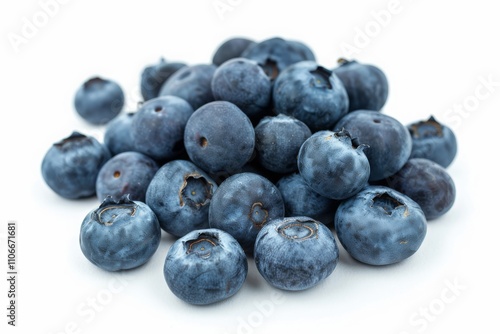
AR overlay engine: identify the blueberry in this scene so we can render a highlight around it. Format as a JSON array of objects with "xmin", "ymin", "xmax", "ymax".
[
  {"xmin": 212, "ymin": 37, "xmax": 256, "ymax": 66},
  {"xmin": 141, "ymin": 59, "xmax": 186, "ymax": 101},
  {"xmin": 385, "ymin": 159, "xmax": 456, "ymax": 220},
  {"xmin": 254, "ymin": 114, "xmax": 311, "ymax": 174},
  {"xmin": 335, "ymin": 186, "xmax": 427, "ymax": 266},
  {"xmin": 164, "ymin": 228, "xmax": 248, "ymax": 305},
  {"xmin": 273, "ymin": 61, "xmax": 349, "ymax": 131},
  {"xmin": 333, "ymin": 59, "xmax": 389, "ymax": 112},
  {"xmin": 74, "ymin": 77, "xmax": 124, "ymax": 125},
  {"xmin": 131, "ymin": 96, "xmax": 193, "ymax": 162},
  {"xmin": 407, "ymin": 116, "xmax": 457, "ymax": 168},
  {"xmin": 96, "ymin": 152, "xmax": 159, "ymax": 202},
  {"xmin": 41, "ymin": 132, "xmax": 111, "ymax": 199},
  {"xmin": 254, "ymin": 217, "xmax": 339, "ymax": 291},
  {"xmin": 211, "ymin": 58, "xmax": 272, "ymax": 120},
  {"xmin": 103, "ymin": 112, "xmax": 136, "ymax": 156},
  {"xmin": 159, "ymin": 64, "xmax": 216, "ymax": 110},
  {"xmin": 184, "ymin": 101, "xmax": 255, "ymax": 175},
  {"xmin": 276, "ymin": 173, "xmax": 339, "ymax": 226},
  {"xmin": 335, "ymin": 110, "xmax": 412, "ymax": 181},
  {"xmin": 146, "ymin": 160, "xmax": 218, "ymax": 237},
  {"xmin": 209, "ymin": 172, "xmax": 284, "ymax": 254},
  {"xmin": 242, "ymin": 37, "xmax": 312, "ymax": 80},
  {"xmin": 297, "ymin": 129, "xmax": 370, "ymax": 200},
  {"xmin": 80, "ymin": 195, "xmax": 161, "ymax": 271}
]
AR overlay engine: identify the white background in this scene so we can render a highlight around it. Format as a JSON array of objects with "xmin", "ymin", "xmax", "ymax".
[{"xmin": 1, "ymin": 0, "xmax": 499, "ymax": 333}]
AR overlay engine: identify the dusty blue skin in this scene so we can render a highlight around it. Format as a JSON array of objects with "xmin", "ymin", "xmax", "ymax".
[
  {"xmin": 254, "ymin": 217, "xmax": 339, "ymax": 291},
  {"xmin": 212, "ymin": 37, "xmax": 256, "ymax": 66},
  {"xmin": 103, "ymin": 112, "xmax": 136, "ymax": 156},
  {"xmin": 41, "ymin": 132, "xmax": 111, "ymax": 199},
  {"xmin": 146, "ymin": 160, "xmax": 218, "ymax": 237},
  {"xmin": 74, "ymin": 77, "xmax": 124, "ymax": 125},
  {"xmin": 273, "ymin": 61, "xmax": 349, "ymax": 132},
  {"xmin": 288, "ymin": 40, "xmax": 316, "ymax": 61},
  {"xmin": 255, "ymin": 114, "xmax": 312, "ymax": 174},
  {"xmin": 207, "ymin": 160, "xmax": 282, "ymax": 187},
  {"xmin": 80, "ymin": 195, "xmax": 161, "ymax": 271},
  {"xmin": 335, "ymin": 110, "xmax": 412, "ymax": 182},
  {"xmin": 164, "ymin": 228, "xmax": 248, "ymax": 305},
  {"xmin": 408, "ymin": 116, "xmax": 457, "ymax": 168},
  {"xmin": 276, "ymin": 173, "xmax": 339, "ymax": 226},
  {"xmin": 297, "ymin": 129, "xmax": 370, "ymax": 200},
  {"xmin": 131, "ymin": 95, "xmax": 193, "ymax": 162},
  {"xmin": 96, "ymin": 152, "xmax": 159, "ymax": 202},
  {"xmin": 184, "ymin": 101, "xmax": 255, "ymax": 175},
  {"xmin": 335, "ymin": 186, "xmax": 427, "ymax": 266},
  {"xmin": 208, "ymin": 172, "xmax": 284, "ymax": 254},
  {"xmin": 385, "ymin": 159, "xmax": 456, "ymax": 220},
  {"xmin": 141, "ymin": 59, "xmax": 186, "ymax": 101},
  {"xmin": 159, "ymin": 64, "xmax": 216, "ymax": 110},
  {"xmin": 333, "ymin": 59, "xmax": 388, "ymax": 112},
  {"xmin": 242, "ymin": 37, "xmax": 312, "ymax": 81},
  {"xmin": 211, "ymin": 58, "xmax": 272, "ymax": 120}
]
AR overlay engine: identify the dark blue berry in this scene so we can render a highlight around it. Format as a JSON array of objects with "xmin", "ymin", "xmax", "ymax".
[
  {"xmin": 333, "ymin": 59, "xmax": 388, "ymax": 112},
  {"xmin": 273, "ymin": 61, "xmax": 349, "ymax": 131},
  {"xmin": 96, "ymin": 152, "xmax": 159, "ymax": 202},
  {"xmin": 164, "ymin": 228, "xmax": 247, "ymax": 305},
  {"xmin": 335, "ymin": 186, "xmax": 427, "ymax": 265},
  {"xmin": 211, "ymin": 58, "xmax": 272, "ymax": 120},
  {"xmin": 80, "ymin": 195, "xmax": 161, "ymax": 271},
  {"xmin": 298, "ymin": 129, "xmax": 370, "ymax": 200},
  {"xmin": 74, "ymin": 77, "xmax": 124, "ymax": 125},
  {"xmin": 131, "ymin": 96, "xmax": 193, "ymax": 162},
  {"xmin": 335, "ymin": 110, "xmax": 412, "ymax": 181},
  {"xmin": 408, "ymin": 116, "xmax": 457, "ymax": 168},
  {"xmin": 146, "ymin": 160, "xmax": 218, "ymax": 237},
  {"xmin": 184, "ymin": 101, "xmax": 255, "ymax": 175},
  {"xmin": 41, "ymin": 132, "xmax": 111, "ymax": 199},
  {"xmin": 254, "ymin": 217, "xmax": 339, "ymax": 291}
]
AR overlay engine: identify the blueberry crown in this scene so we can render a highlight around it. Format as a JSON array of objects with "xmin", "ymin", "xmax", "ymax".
[
  {"xmin": 277, "ymin": 219, "xmax": 319, "ymax": 241},
  {"xmin": 93, "ymin": 195, "xmax": 137, "ymax": 226},
  {"xmin": 54, "ymin": 131, "xmax": 88, "ymax": 148},
  {"xmin": 409, "ymin": 115, "xmax": 444, "ymax": 139}
]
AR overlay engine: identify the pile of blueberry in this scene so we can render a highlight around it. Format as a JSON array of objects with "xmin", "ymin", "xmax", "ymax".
[{"xmin": 41, "ymin": 37, "xmax": 457, "ymax": 305}]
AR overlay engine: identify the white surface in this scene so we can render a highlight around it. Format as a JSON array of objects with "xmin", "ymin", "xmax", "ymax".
[{"xmin": 1, "ymin": 0, "xmax": 499, "ymax": 333}]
